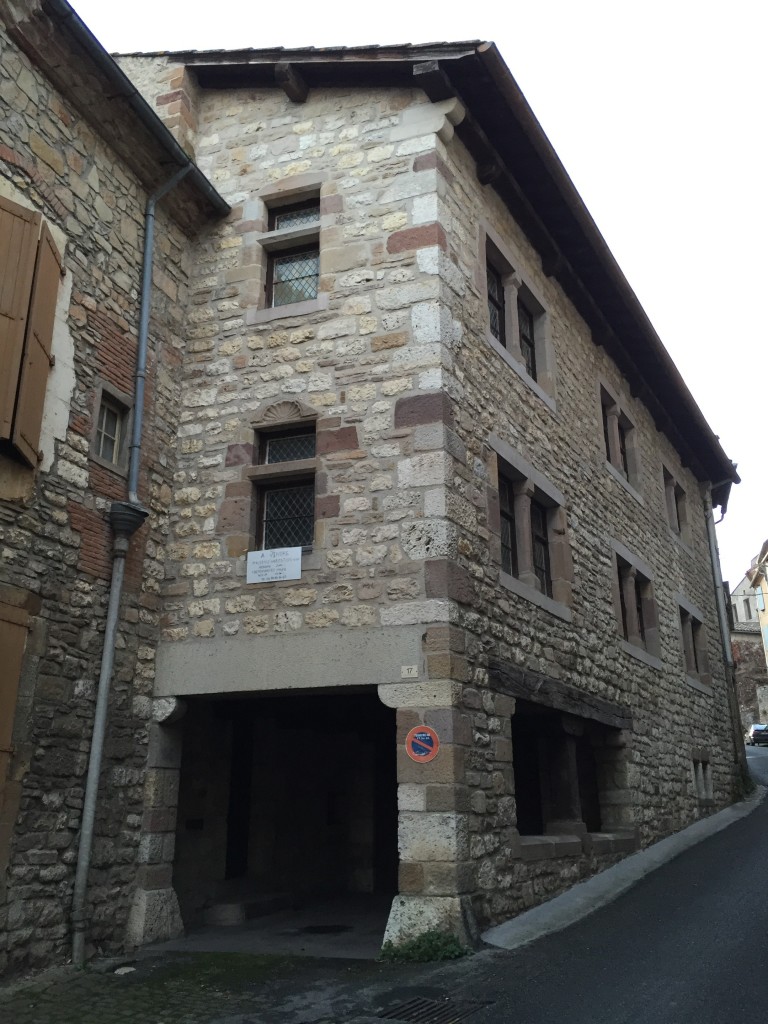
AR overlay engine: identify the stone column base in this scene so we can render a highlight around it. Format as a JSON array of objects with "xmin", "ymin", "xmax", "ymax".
[
  {"xmin": 383, "ymin": 894, "xmax": 479, "ymax": 949},
  {"xmin": 125, "ymin": 887, "xmax": 184, "ymax": 948}
]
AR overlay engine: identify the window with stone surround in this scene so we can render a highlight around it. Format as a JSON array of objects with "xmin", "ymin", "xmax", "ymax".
[
  {"xmin": 246, "ymin": 187, "xmax": 325, "ymax": 326},
  {"xmin": 491, "ymin": 434, "xmax": 573, "ymax": 620},
  {"xmin": 512, "ymin": 701, "xmax": 621, "ymax": 838},
  {"xmin": 483, "ymin": 228, "xmax": 555, "ymax": 407},
  {"xmin": 677, "ymin": 596, "xmax": 711, "ymax": 692},
  {"xmin": 0, "ymin": 194, "xmax": 63, "ymax": 467},
  {"xmin": 691, "ymin": 754, "xmax": 713, "ymax": 803},
  {"xmin": 600, "ymin": 383, "xmax": 640, "ymax": 493},
  {"xmin": 662, "ymin": 465, "xmax": 690, "ymax": 545},
  {"xmin": 247, "ymin": 419, "xmax": 317, "ymax": 551},
  {"xmin": 610, "ymin": 541, "xmax": 661, "ymax": 665},
  {"xmin": 91, "ymin": 381, "xmax": 132, "ymax": 475}
]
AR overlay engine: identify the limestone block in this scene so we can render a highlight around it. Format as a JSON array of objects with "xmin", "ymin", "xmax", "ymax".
[
  {"xmin": 125, "ymin": 888, "xmax": 184, "ymax": 948},
  {"xmin": 398, "ymin": 811, "xmax": 468, "ymax": 862},
  {"xmin": 383, "ymin": 894, "xmax": 477, "ymax": 947}
]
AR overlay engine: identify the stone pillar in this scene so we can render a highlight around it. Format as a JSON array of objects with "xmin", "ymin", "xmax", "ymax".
[
  {"xmin": 512, "ymin": 480, "xmax": 537, "ymax": 589},
  {"xmin": 125, "ymin": 698, "xmax": 186, "ymax": 947},
  {"xmin": 548, "ymin": 506, "xmax": 573, "ymax": 606},
  {"xmin": 664, "ymin": 475, "xmax": 679, "ymax": 531},
  {"xmin": 543, "ymin": 717, "xmax": 586, "ymax": 836},
  {"xmin": 605, "ymin": 403, "xmax": 622, "ymax": 470},
  {"xmin": 378, "ymin": 680, "xmax": 478, "ymax": 947}
]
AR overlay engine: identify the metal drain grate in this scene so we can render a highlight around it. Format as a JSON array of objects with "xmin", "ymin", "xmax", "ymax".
[
  {"xmin": 298, "ymin": 923, "xmax": 352, "ymax": 935},
  {"xmin": 376, "ymin": 996, "xmax": 485, "ymax": 1023}
]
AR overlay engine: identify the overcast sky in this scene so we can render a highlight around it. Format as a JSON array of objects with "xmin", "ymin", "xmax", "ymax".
[{"xmin": 70, "ymin": 0, "xmax": 768, "ymax": 586}]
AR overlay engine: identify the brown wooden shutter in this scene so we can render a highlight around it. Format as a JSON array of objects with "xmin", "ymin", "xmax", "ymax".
[
  {"xmin": 13, "ymin": 222, "xmax": 62, "ymax": 465},
  {"xmin": 0, "ymin": 196, "xmax": 40, "ymax": 441},
  {"xmin": 0, "ymin": 603, "xmax": 28, "ymax": 874}
]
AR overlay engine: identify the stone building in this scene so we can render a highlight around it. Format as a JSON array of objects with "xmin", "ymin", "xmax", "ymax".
[
  {"xmin": 0, "ymin": 0, "xmax": 226, "ymax": 973},
  {"xmin": 1, "ymin": 0, "xmax": 744, "ymax": 974},
  {"xmin": 727, "ymin": 571, "xmax": 767, "ymax": 729},
  {"xmin": 117, "ymin": 43, "xmax": 742, "ymax": 948}
]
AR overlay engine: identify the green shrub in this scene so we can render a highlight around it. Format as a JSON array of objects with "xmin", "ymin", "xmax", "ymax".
[{"xmin": 380, "ymin": 929, "xmax": 470, "ymax": 963}]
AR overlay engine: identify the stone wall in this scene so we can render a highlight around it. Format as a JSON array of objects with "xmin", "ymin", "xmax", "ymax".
[
  {"xmin": 0, "ymin": 23, "xmax": 191, "ymax": 973},
  {"xmin": 732, "ymin": 630, "xmax": 767, "ymax": 727}
]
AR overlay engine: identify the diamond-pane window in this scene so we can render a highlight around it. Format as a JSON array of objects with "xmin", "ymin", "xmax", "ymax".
[
  {"xmin": 265, "ymin": 433, "xmax": 316, "ymax": 464},
  {"xmin": 263, "ymin": 484, "xmax": 315, "ymax": 549},
  {"xmin": 273, "ymin": 204, "xmax": 320, "ymax": 230},
  {"xmin": 270, "ymin": 248, "xmax": 319, "ymax": 307}
]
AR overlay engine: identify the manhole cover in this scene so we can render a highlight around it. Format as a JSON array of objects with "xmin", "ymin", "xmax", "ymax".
[
  {"xmin": 298, "ymin": 924, "xmax": 352, "ymax": 935},
  {"xmin": 376, "ymin": 995, "xmax": 486, "ymax": 1023}
]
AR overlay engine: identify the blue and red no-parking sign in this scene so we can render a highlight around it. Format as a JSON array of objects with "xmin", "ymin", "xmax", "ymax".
[{"xmin": 405, "ymin": 725, "xmax": 440, "ymax": 763}]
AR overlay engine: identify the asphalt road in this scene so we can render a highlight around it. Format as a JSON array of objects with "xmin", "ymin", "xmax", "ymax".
[{"xmin": 441, "ymin": 745, "xmax": 768, "ymax": 1024}]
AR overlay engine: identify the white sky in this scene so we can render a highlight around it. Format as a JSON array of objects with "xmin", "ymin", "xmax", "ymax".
[{"xmin": 71, "ymin": 0, "xmax": 768, "ymax": 586}]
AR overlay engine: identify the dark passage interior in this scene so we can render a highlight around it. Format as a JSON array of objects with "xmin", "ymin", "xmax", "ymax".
[{"xmin": 173, "ymin": 689, "xmax": 398, "ymax": 929}]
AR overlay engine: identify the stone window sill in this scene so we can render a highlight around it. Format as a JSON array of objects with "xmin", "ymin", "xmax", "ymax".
[
  {"xmin": 620, "ymin": 639, "xmax": 663, "ymax": 670},
  {"xmin": 519, "ymin": 831, "xmax": 638, "ymax": 861},
  {"xmin": 89, "ymin": 453, "xmax": 128, "ymax": 479},
  {"xmin": 245, "ymin": 293, "xmax": 328, "ymax": 326},
  {"xmin": 667, "ymin": 527, "xmax": 694, "ymax": 557},
  {"xmin": 485, "ymin": 331, "xmax": 557, "ymax": 413},
  {"xmin": 605, "ymin": 460, "xmax": 644, "ymax": 504},
  {"xmin": 685, "ymin": 673, "xmax": 713, "ymax": 696},
  {"xmin": 499, "ymin": 570, "xmax": 572, "ymax": 622}
]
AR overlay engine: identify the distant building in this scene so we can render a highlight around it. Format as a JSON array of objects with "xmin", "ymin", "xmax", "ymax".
[
  {"xmin": 746, "ymin": 545, "xmax": 768, "ymax": 720},
  {"xmin": 728, "ymin": 572, "xmax": 767, "ymax": 727}
]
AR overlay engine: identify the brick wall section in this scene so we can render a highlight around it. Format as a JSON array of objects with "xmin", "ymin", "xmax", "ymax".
[{"xmin": 0, "ymin": 23, "xmax": 191, "ymax": 973}]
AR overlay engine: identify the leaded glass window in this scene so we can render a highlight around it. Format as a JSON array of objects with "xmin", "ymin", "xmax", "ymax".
[
  {"xmin": 270, "ymin": 247, "xmax": 319, "ymax": 307},
  {"xmin": 487, "ymin": 262, "xmax": 505, "ymax": 345},
  {"xmin": 270, "ymin": 200, "xmax": 320, "ymax": 231},
  {"xmin": 263, "ymin": 483, "xmax": 315, "ymax": 549},
  {"xmin": 517, "ymin": 298, "xmax": 537, "ymax": 380},
  {"xmin": 530, "ymin": 500, "xmax": 552, "ymax": 597},
  {"xmin": 499, "ymin": 475, "xmax": 518, "ymax": 577},
  {"xmin": 265, "ymin": 432, "xmax": 316, "ymax": 464}
]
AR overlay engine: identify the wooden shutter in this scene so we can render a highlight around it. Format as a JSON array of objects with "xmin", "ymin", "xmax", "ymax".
[
  {"xmin": 0, "ymin": 603, "xmax": 28, "ymax": 874},
  {"xmin": 0, "ymin": 603, "xmax": 28, "ymax": 758},
  {"xmin": 13, "ymin": 223, "xmax": 62, "ymax": 464},
  {"xmin": 0, "ymin": 196, "xmax": 40, "ymax": 441}
]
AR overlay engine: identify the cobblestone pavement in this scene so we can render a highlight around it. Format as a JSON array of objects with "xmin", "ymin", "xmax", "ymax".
[{"xmin": 0, "ymin": 952, "xmax": 410, "ymax": 1024}]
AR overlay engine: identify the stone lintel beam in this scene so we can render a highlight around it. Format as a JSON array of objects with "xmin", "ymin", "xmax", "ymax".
[
  {"xmin": 378, "ymin": 680, "xmax": 462, "ymax": 709},
  {"xmin": 275, "ymin": 61, "xmax": 308, "ymax": 103}
]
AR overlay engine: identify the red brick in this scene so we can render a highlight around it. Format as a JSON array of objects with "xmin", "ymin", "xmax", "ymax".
[
  {"xmin": 394, "ymin": 392, "xmax": 453, "ymax": 429},
  {"xmin": 386, "ymin": 223, "xmax": 447, "ymax": 254}
]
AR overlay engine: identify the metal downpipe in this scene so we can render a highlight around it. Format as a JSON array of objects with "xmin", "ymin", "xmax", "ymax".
[
  {"xmin": 703, "ymin": 489, "xmax": 748, "ymax": 782},
  {"xmin": 129, "ymin": 164, "xmax": 192, "ymax": 505}
]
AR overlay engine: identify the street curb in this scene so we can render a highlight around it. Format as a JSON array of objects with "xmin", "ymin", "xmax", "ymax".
[{"xmin": 482, "ymin": 785, "xmax": 766, "ymax": 951}]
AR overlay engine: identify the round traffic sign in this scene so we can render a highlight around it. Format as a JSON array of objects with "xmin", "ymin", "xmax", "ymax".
[{"xmin": 405, "ymin": 725, "xmax": 440, "ymax": 763}]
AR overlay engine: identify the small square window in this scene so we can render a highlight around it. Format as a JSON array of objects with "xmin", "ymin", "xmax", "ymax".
[
  {"xmin": 268, "ymin": 199, "xmax": 320, "ymax": 231},
  {"xmin": 93, "ymin": 393, "xmax": 129, "ymax": 469}
]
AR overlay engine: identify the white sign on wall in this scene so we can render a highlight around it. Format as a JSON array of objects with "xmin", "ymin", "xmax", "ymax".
[{"xmin": 246, "ymin": 547, "xmax": 302, "ymax": 584}]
